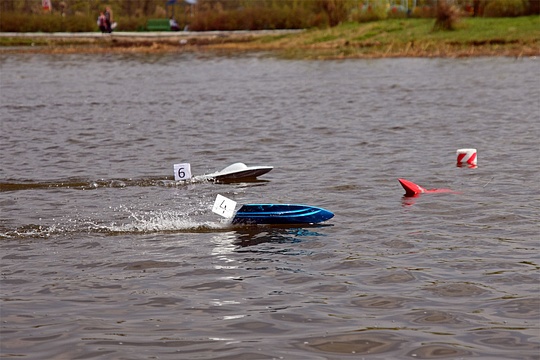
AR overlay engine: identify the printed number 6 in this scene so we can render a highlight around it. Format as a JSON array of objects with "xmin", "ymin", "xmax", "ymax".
[{"xmin": 177, "ymin": 167, "xmax": 185, "ymax": 179}]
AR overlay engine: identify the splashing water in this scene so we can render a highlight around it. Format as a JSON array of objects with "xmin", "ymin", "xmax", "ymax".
[
  {"xmin": 108, "ymin": 208, "xmax": 229, "ymax": 234},
  {"xmin": 0, "ymin": 205, "xmax": 230, "ymax": 239}
]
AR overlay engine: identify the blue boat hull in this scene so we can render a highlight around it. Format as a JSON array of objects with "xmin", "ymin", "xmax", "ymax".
[{"xmin": 232, "ymin": 204, "xmax": 334, "ymax": 225}]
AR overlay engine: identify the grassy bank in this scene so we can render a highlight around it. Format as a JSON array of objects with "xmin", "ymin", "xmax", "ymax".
[
  {"xmin": 1, "ymin": 16, "xmax": 538, "ymax": 59},
  {"xmin": 261, "ymin": 16, "xmax": 540, "ymax": 59}
]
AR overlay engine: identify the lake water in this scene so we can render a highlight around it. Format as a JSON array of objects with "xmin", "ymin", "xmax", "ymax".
[{"xmin": 1, "ymin": 52, "xmax": 539, "ymax": 360}]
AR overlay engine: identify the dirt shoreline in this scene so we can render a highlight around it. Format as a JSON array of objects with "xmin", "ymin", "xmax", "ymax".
[
  {"xmin": 0, "ymin": 30, "xmax": 301, "ymax": 51},
  {"xmin": 1, "ymin": 30, "xmax": 538, "ymax": 59}
]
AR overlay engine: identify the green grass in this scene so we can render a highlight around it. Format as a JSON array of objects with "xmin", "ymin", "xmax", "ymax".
[
  {"xmin": 249, "ymin": 16, "xmax": 539, "ymax": 59},
  {"xmin": 308, "ymin": 17, "xmax": 539, "ymax": 46}
]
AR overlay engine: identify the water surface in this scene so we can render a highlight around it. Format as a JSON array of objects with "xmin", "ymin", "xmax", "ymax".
[{"xmin": 1, "ymin": 53, "xmax": 539, "ymax": 359}]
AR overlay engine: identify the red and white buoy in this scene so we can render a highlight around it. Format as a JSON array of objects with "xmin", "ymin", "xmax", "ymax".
[{"xmin": 456, "ymin": 148, "xmax": 477, "ymax": 167}]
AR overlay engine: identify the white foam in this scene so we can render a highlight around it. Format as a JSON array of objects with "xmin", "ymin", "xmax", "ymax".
[{"xmin": 107, "ymin": 209, "xmax": 228, "ymax": 233}]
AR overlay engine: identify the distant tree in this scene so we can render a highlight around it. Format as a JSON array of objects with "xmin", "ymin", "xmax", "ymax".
[
  {"xmin": 22, "ymin": 0, "xmax": 33, "ymax": 13},
  {"xmin": 434, "ymin": 0, "xmax": 460, "ymax": 30},
  {"xmin": 314, "ymin": 0, "xmax": 352, "ymax": 26},
  {"xmin": 1, "ymin": 0, "xmax": 15, "ymax": 13},
  {"xmin": 529, "ymin": 0, "xmax": 540, "ymax": 13},
  {"xmin": 473, "ymin": 0, "xmax": 482, "ymax": 16}
]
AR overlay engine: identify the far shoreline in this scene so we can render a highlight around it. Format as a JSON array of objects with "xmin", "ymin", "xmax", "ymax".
[{"xmin": 1, "ymin": 20, "xmax": 538, "ymax": 60}]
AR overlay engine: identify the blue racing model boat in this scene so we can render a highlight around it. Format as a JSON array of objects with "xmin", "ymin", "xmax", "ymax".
[{"xmin": 232, "ymin": 204, "xmax": 334, "ymax": 225}]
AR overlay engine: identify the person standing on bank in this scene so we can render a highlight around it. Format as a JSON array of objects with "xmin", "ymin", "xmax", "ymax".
[
  {"xmin": 97, "ymin": 11, "xmax": 107, "ymax": 33},
  {"xmin": 104, "ymin": 7, "xmax": 113, "ymax": 33}
]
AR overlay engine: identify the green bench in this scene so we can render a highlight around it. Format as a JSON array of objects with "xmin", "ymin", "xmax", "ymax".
[{"xmin": 146, "ymin": 19, "xmax": 171, "ymax": 31}]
